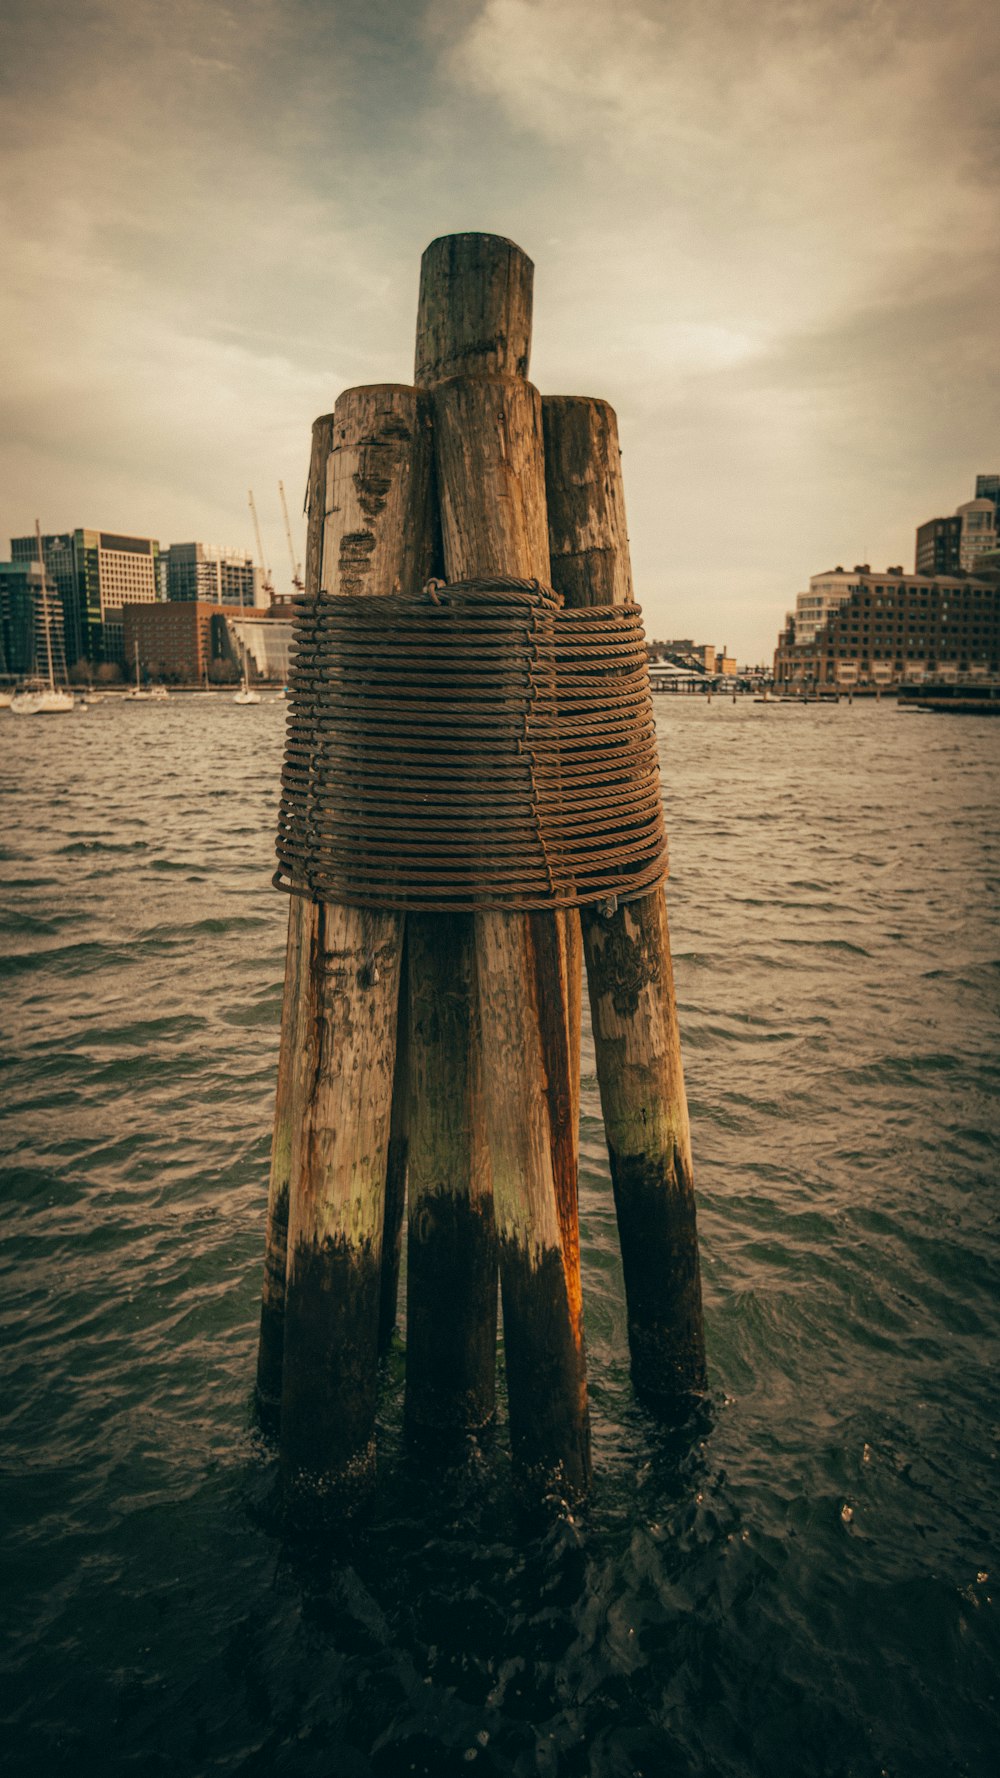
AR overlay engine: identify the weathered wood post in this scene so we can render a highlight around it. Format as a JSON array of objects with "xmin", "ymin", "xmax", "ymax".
[
  {"xmin": 403, "ymin": 911, "xmax": 497, "ymax": 1443},
  {"xmin": 415, "ymin": 234, "xmax": 591, "ymax": 1497},
  {"xmin": 255, "ymin": 415, "xmax": 332, "ymax": 1433},
  {"xmin": 279, "ymin": 384, "xmax": 436, "ymax": 1515},
  {"xmin": 543, "ymin": 395, "xmax": 707, "ymax": 1403},
  {"xmin": 377, "ymin": 941, "xmax": 409, "ymax": 1356}
]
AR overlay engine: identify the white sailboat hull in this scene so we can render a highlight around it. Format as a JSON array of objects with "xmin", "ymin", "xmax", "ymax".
[{"xmin": 10, "ymin": 689, "xmax": 75, "ymax": 715}]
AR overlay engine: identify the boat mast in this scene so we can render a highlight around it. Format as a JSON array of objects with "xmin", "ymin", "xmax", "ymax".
[{"xmin": 34, "ymin": 518, "xmax": 55, "ymax": 691}]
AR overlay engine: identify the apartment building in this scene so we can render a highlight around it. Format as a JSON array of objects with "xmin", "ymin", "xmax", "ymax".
[{"xmin": 774, "ymin": 569, "xmax": 999, "ymax": 690}]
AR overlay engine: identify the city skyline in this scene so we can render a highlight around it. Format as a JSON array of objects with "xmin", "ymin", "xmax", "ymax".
[{"xmin": 1, "ymin": 0, "xmax": 998, "ymax": 661}]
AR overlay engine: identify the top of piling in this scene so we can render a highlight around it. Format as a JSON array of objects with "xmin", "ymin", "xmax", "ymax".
[{"xmin": 414, "ymin": 233, "xmax": 534, "ymax": 390}]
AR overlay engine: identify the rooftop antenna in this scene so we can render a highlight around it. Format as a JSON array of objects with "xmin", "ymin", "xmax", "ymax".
[
  {"xmin": 247, "ymin": 489, "xmax": 275, "ymax": 606},
  {"xmin": 279, "ymin": 480, "xmax": 303, "ymax": 594}
]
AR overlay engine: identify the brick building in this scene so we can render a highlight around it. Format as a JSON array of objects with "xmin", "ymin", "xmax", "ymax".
[
  {"xmin": 774, "ymin": 570, "xmax": 999, "ymax": 691},
  {"xmin": 123, "ymin": 601, "xmax": 238, "ymax": 683}
]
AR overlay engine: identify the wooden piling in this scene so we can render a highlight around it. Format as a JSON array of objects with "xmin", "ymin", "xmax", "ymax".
[
  {"xmin": 378, "ymin": 933, "xmax": 409, "ymax": 1356},
  {"xmin": 542, "ymin": 395, "xmax": 707, "ymax": 1404},
  {"xmin": 403, "ymin": 913, "xmax": 497, "ymax": 1442},
  {"xmin": 401, "ymin": 235, "xmax": 541, "ymax": 1451},
  {"xmin": 417, "ymin": 235, "xmax": 590, "ymax": 1498},
  {"xmin": 279, "ymin": 384, "xmax": 436, "ymax": 1515},
  {"xmin": 255, "ymin": 415, "xmax": 333, "ymax": 1434}
]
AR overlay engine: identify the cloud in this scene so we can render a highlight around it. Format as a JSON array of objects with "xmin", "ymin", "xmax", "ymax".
[
  {"xmin": 448, "ymin": 0, "xmax": 999, "ymax": 309},
  {"xmin": 0, "ymin": 0, "xmax": 996, "ymax": 655}
]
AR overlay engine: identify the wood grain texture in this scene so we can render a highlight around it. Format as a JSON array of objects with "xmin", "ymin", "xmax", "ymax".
[
  {"xmin": 321, "ymin": 384, "xmax": 436, "ymax": 598},
  {"xmin": 404, "ymin": 912, "xmax": 498, "ymax": 1440},
  {"xmin": 542, "ymin": 396, "xmax": 633, "ymax": 610},
  {"xmin": 254, "ymin": 414, "xmax": 332, "ymax": 1431},
  {"xmin": 415, "ymin": 234, "xmax": 533, "ymax": 390},
  {"xmin": 542, "ymin": 394, "xmax": 707, "ymax": 1403},
  {"xmin": 378, "ymin": 932, "xmax": 409, "ymax": 1356},
  {"xmin": 280, "ymin": 384, "xmax": 436, "ymax": 1515},
  {"xmin": 282, "ymin": 904, "xmax": 404, "ymax": 1511},
  {"xmin": 419, "ymin": 232, "xmax": 590, "ymax": 1497}
]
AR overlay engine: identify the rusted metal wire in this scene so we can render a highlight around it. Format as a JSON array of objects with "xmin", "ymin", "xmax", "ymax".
[{"xmin": 273, "ymin": 577, "xmax": 667, "ymax": 912}]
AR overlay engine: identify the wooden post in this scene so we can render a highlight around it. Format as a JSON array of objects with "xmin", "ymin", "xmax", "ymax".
[
  {"xmin": 417, "ymin": 235, "xmax": 590, "ymax": 1498},
  {"xmin": 378, "ymin": 932, "xmax": 408, "ymax": 1356},
  {"xmin": 403, "ymin": 912, "xmax": 497, "ymax": 1443},
  {"xmin": 255, "ymin": 415, "xmax": 332, "ymax": 1433},
  {"xmin": 542, "ymin": 395, "xmax": 707, "ymax": 1403},
  {"xmin": 280, "ymin": 384, "xmax": 436, "ymax": 1515}
]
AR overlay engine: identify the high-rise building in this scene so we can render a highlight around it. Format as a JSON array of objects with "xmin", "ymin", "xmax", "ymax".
[
  {"xmin": 0, "ymin": 561, "xmax": 34, "ymax": 677},
  {"xmin": 915, "ymin": 477, "xmax": 998, "ymax": 575},
  {"xmin": 975, "ymin": 474, "xmax": 1000, "ymax": 523},
  {"xmin": 955, "ymin": 499, "xmax": 996, "ymax": 571},
  {"xmin": 9, "ymin": 528, "xmax": 160, "ymax": 665},
  {"xmin": 162, "ymin": 542, "xmax": 264, "ymax": 608},
  {"xmin": 0, "ymin": 560, "xmax": 66, "ymax": 681},
  {"xmin": 915, "ymin": 516, "xmax": 962, "ymax": 576}
]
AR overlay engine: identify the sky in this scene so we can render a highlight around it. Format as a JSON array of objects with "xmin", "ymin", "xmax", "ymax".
[{"xmin": 1, "ymin": 0, "xmax": 997, "ymax": 662}]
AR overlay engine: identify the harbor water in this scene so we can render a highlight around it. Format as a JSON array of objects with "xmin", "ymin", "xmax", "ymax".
[{"xmin": 2, "ymin": 696, "xmax": 998, "ymax": 1777}]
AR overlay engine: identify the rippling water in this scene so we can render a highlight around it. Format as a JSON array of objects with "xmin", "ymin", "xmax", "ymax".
[{"xmin": 2, "ymin": 694, "xmax": 998, "ymax": 1778}]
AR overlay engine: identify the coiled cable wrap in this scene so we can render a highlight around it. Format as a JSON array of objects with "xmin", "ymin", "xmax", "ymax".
[{"xmin": 274, "ymin": 577, "xmax": 666, "ymax": 912}]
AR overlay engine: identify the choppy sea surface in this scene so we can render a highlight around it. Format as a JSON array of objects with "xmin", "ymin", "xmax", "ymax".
[{"xmin": 1, "ymin": 694, "xmax": 998, "ymax": 1778}]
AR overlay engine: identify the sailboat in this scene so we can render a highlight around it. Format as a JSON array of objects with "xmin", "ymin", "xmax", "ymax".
[
  {"xmin": 10, "ymin": 522, "xmax": 75, "ymax": 715},
  {"xmin": 126, "ymin": 638, "xmax": 168, "ymax": 700},
  {"xmin": 233, "ymin": 658, "xmax": 261, "ymax": 704}
]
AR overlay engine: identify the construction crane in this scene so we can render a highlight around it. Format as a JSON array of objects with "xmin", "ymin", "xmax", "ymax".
[
  {"xmin": 247, "ymin": 489, "xmax": 275, "ymax": 604},
  {"xmin": 279, "ymin": 480, "xmax": 304, "ymax": 594}
]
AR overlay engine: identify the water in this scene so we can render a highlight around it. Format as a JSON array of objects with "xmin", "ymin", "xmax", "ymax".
[{"xmin": 2, "ymin": 695, "xmax": 998, "ymax": 1778}]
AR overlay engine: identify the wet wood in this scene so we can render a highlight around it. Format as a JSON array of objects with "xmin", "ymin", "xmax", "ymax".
[
  {"xmin": 280, "ymin": 384, "xmax": 437, "ymax": 1515},
  {"xmin": 281, "ymin": 903, "xmax": 403, "ymax": 1514},
  {"xmin": 404, "ymin": 913, "xmax": 497, "ymax": 1442},
  {"xmin": 418, "ymin": 235, "xmax": 590, "ymax": 1498},
  {"xmin": 378, "ymin": 933, "xmax": 409, "ymax": 1356},
  {"xmin": 542, "ymin": 395, "xmax": 707, "ymax": 1402},
  {"xmin": 254, "ymin": 414, "xmax": 332, "ymax": 1433}
]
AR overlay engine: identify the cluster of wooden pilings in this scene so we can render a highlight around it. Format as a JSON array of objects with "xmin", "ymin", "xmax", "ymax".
[{"xmin": 255, "ymin": 233, "xmax": 706, "ymax": 1518}]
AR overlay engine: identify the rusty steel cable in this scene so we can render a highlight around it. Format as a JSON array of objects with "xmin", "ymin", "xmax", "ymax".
[{"xmin": 273, "ymin": 577, "xmax": 667, "ymax": 912}]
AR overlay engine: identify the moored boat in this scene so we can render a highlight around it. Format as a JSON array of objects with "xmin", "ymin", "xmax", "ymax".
[
  {"xmin": 10, "ymin": 686, "xmax": 76, "ymax": 715},
  {"xmin": 233, "ymin": 667, "xmax": 261, "ymax": 705},
  {"xmin": 9, "ymin": 522, "xmax": 75, "ymax": 715}
]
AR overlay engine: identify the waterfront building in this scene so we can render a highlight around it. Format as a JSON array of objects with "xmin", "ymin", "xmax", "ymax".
[
  {"xmin": 161, "ymin": 542, "xmax": 264, "ymax": 608},
  {"xmin": 915, "ymin": 517, "xmax": 962, "ymax": 576},
  {"xmin": 648, "ymin": 638, "xmax": 718, "ymax": 673},
  {"xmin": 915, "ymin": 478, "xmax": 998, "ymax": 576},
  {"xmin": 0, "ymin": 559, "xmax": 67, "ymax": 682},
  {"xmin": 0, "ymin": 561, "xmax": 33, "ymax": 677},
  {"xmin": 773, "ymin": 569, "xmax": 999, "ymax": 692},
  {"xmin": 123, "ymin": 600, "xmax": 237, "ymax": 683},
  {"xmin": 975, "ymin": 473, "xmax": 1000, "ymax": 523},
  {"xmin": 10, "ymin": 528, "xmax": 160, "ymax": 666},
  {"xmin": 228, "ymin": 612, "xmax": 293, "ymax": 682},
  {"xmin": 789, "ymin": 568, "xmax": 871, "ymax": 644},
  {"xmin": 955, "ymin": 499, "xmax": 996, "ymax": 571}
]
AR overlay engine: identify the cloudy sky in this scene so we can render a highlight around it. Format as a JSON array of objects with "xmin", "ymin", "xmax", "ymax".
[{"xmin": 1, "ymin": 0, "xmax": 997, "ymax": 660}]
